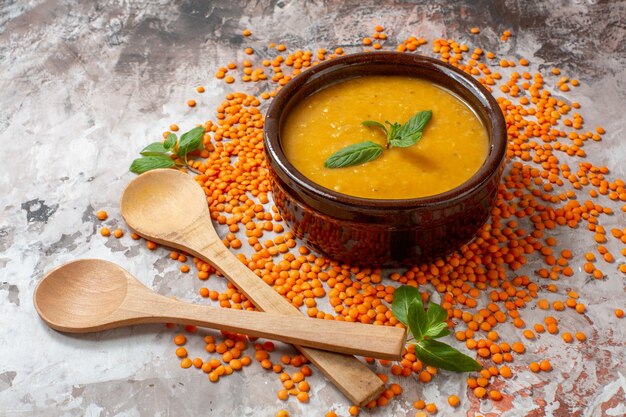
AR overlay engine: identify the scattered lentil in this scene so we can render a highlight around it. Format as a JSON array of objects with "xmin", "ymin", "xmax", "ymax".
[{"xmin": 105, "ymin": 22, "xmax": 624, "ymax": 415}]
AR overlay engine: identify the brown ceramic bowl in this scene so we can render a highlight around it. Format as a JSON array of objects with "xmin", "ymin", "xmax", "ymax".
[{"xmin": 264, "ymin": 52, "xmax": 506, "ymax": 266}]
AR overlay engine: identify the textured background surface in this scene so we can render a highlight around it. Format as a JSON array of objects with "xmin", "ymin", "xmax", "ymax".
[{"xmin": 1, "ymin": 0, "xmax": 625, "ymax": 416}]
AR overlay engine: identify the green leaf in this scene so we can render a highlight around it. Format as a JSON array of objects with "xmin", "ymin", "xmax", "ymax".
[
  {"xmin": 424, "ymin": 322, "xmax": 450, "ymax": 339},
  {"xmin": 129, "ymin": 155, "xmax": 175, "ymax": 174},
  {"xmin": 391, "ymin": 285, "xmax": 421, "ymax": 325},
  {"xmin": 176, "ymin": 126, "xmax": 205, "ymax": 161},
  {"xmin": 164, "ymin": 133, "xmax": 177, "ymax": 150},
  {"xmin": 390, "ymin": 131, "xmax": 422, "ymax": 148},
  {"xmin": 414, "ymin": 339, "xmax": 482, "ymax": 372},
  {"xmin": 140, "ymin": 142, "xmax": 169, "ymax": 156},
  {"xmin": 424, "ymin": 302, "xmax": 450, "ymax": 338},
  {"xmin": 324, "ymin": 141, "xmax": 383, "ymax": 169},
  {"xmin": 385, "ymin": 121, "xmax": 401, "ymax": 139},
  {"xmin": 389, "ymin": 110, "xmax": 432, "ymax": 148},
  {"xmin": 407, "ymin": 298, "xmax": 428, "ymax": 341},
  {"xmin": 399, "ymin": 110, "xmax": 432, "ymax": 137},
  {"xmin": 362, "ymin": 120, "xmax": 388, "ymax": 135},
  {"xmin": 426, "ymin": 302, "xmax": 448, "ymax": 326}
]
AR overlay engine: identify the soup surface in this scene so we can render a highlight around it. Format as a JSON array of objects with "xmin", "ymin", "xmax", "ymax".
[{"xmin": 281, "ymin": 76, "xmax": 489, "ymax": 199}]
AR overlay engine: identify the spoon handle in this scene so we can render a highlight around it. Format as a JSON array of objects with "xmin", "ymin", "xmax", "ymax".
[
  {"xmin": 137, "ymin": 294, "xmax": 404, "ymax": 360},
  {"xmin": 175, "ymin": 220, "xmax": 389, "ymax": 405}
]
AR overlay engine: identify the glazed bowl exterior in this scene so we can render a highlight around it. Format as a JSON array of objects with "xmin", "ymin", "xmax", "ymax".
[{"xmin": 264, "ymin": 52, "xmax": 507, "ymax": 265}]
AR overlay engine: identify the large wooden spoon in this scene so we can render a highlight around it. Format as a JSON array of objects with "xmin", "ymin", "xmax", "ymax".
[
  {"xmin": 120, "ymin": 169, "xmax": 390, "ymax": 405},
  {"xmin": 34, "ymin": 259, "xmax": 404, "ymax": 360}
]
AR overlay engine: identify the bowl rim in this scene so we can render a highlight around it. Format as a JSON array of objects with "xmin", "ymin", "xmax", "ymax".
[{"xmin": 264, "ymin": 51, "xmax": 507, "ymax": 212}]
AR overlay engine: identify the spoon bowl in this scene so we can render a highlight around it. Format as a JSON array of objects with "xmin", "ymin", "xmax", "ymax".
[
  {"xmin": 120, "ymin": 168, "xmax": 211, "ymax": 239},
  {"xmin": 35, "ymin": 259, "xmax": 128, "ymax": 331}
]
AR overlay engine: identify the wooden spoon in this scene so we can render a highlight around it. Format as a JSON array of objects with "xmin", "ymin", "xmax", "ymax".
[
  {"xmin": 34, "ymin": 259, "xmax": 404, "ymax": 360},
  {"xmin": 120, "ymin": 169, "xmax": 390, "ymax": 405}
]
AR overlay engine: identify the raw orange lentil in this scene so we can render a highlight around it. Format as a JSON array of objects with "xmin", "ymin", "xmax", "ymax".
[
  {"xmin": 425, "ymin": 403, "xmax": 437, "ymax": 413},
  {"xmin": 512, "ymin": 342, "xmax": 525, "ymax": 354},
  {"xmin": 477, "ymin": 377, "xmax": 489, "ymax": 387},
  {"xmin": 616, "ymin": 309, "xmax": 624, "ymax": 318},
  {"xmin": 418, "ymin": 370, "xmax": 432, "ymax": 382},
  {"xmin": 173, "ymin": 334, "xmax": 186, "ymax": 346},
  {"xmin": 539, "ymin": 360, "xmax": 552, "ymax": 371},
  {"xmin": 474, "ymin": 387, "xmax": 487, "ymax": 398},
  {"xmin": 575, "ymin": 331, "xmax": 586, "ymax": 341},
  {"xmin": 100, "ymin": 227, "xmax": 110, "ymax": 237},
  {"xmin": 96, "ymin": 210, "xmax": 108, "ymax": 220},
  {"xmin": 277, "ymin": 389, "xmax": 288, "ymax": 400},
  {"xmin": 414, "ymin": 400, "xmax": 426, "ymax": 409},
  {"xmin": 490, "ymin": 390, "xmax": 503, "ymax": 401}
]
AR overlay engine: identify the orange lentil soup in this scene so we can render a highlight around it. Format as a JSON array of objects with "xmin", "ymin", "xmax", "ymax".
[{"xmin": 281, "ymin": 75, "xmax": 489, "ymax": 199}]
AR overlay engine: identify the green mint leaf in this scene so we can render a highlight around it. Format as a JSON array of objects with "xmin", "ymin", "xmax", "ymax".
[
  {"xmin": 424, "ymin": 322, "xmax": 450, "ymax": 339},
  {"xmin": 399, "ymin": 110, "xmax": 432, "ymax": 137},
  {"xmin": 390, "ymin": 131, "xmax": 422, "ymax": 148},
  {"xmin": 164, "ymin": 133, "xmax": 177, "ymax": 150},
  {"xmin": 324, "ymin": 141, "xmax": 383, "ymax": 168},
  {"xmin": 140, "ymin": 142, "xmax": 169, "ymax": 156},
  {"xmin": 385, "ymin": 121, "xmax": 401, "ymax": 138},
  {"xmin": 407, "ymin": 298, "xmax": 428, "ymax": 341},
  {"xmin": 389, "ymin": 110, "xmax": 432, "ymax": 148},
  {"xmin": 129, "ymin": 155, "xmax": 175, "ymax": 174},
  {"xmin": 391, "ymin": 285, "xmax": 421, "ymax": 325},
  {"xmin": 362, "ymin": 120, "xmax": 388, "ymax": 135},
  {"xmin": 176, "ymin": 126, "xmax": 205, "ymax": 161},
  {"xmin": 426, "ymin": 302, "xmax": 448, "ymax": 327},
  {"xmin": 414, "ymin": 338, "xmax": 482, "ymax": 372},
  {"xmin": 424, "ymin": 301, "xmax": 450, "ymax": 338}
]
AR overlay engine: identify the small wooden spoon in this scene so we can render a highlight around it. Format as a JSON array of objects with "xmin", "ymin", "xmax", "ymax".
[
  {"xmin": 120, "ymin": 169, "xmax": 390, "ymax": 405},
  {"xmin": 34, "ymin": 259, "xmax": 404, "ymax": 360}
]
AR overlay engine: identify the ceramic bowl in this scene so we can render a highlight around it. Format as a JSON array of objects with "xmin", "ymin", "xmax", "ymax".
[{"xmin": 264, "ymin": 52, "xmax": 507, "ymax": 265}]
